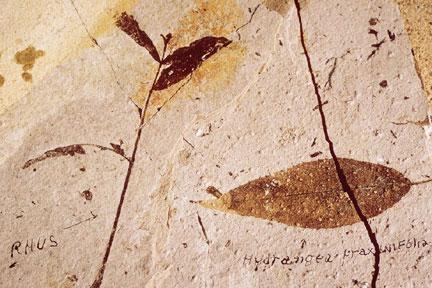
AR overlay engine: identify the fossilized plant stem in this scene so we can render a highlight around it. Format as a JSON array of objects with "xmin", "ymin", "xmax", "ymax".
[
  {"xmin": 293, "ymin": 1, "xmax": 380, "ymax": 287},
  {"xmin": 74, "ymin": 143, "xmax": 128, "ymax": 162},
  {"xmin": 90, "ymin": 42, "xmax": 167, "ymax": 288}
]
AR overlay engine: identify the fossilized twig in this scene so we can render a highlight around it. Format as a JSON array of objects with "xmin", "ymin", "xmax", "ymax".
[{"xmin": 90, "ymin": 32, "xmax": 169, "ymax": 288}]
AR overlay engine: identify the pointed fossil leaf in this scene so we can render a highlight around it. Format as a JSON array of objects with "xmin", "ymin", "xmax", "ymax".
[
  {"xmin": 200, "ymin": 158, "xmax": 412, "ymax": 229},
  {"xmin": 110, "ymin": 143, "xmax": 125, "ymax": 156},
  {"xmin": 23, "ymin": 145, "xmax": 86, "ymax": 169},
  {"xmin": 116, "ymin": 12, "xmax": 160, "ymax": 62},
  {"xmin": 153, "ymin": 36, "xmax": 232, "ymax": 91}
]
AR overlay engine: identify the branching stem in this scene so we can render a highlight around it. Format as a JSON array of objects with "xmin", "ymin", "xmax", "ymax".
[{"xmin": 90, "ymin": 37, "xmax": 169, "ymax": 288}]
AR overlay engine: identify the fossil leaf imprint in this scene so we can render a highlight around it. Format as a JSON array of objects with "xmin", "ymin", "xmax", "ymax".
[
  {"xmin": 115, "ymin": 12, "xmax": 232, "ymax": 92},
  {"xmin": 154, "ymin": 36, "xmax": 232, "ymax": 90},
  {"xmin": 200, "ymin": 158, "xmax": 413, "ymax": 228},
  {"xmin": 23, "ymin": 145, "xmax": 85, "ymax": 169},
  {"xmin": 22, "ymin": 143, "xmax": 129, "ymax": 169},
  {"xmin": 116, "ymin": 12, "xmax": 160, "ymax": 62}
]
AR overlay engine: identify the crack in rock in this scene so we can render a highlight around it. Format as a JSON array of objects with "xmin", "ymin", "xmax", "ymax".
[{"xmin": 293, "ymin": 1, "xmax": 381, "ymax": 287}]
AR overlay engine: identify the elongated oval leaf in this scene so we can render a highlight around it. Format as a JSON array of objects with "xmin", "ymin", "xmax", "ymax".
[
  {"xmin": 116, "ymin": 12, "xmax": 160, "ymax": 62},
  {"xmin": 200, "ymin": 158, "xmax": 412, "ymax": 228},
  {"xmin": 154, "ymin": 36, "xmax": 232, "ymax": 91},
  {"xmin": 23, "ymin": 145, "xmax": 86, "ymax": 169}
]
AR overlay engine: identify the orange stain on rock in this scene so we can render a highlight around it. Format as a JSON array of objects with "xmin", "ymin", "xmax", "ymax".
[
  {"xmin": 80, "ymin": 0, "xmax": 140, "ymax": 48},
  {"xmin": 169, "ymin": 0, "xmax": 244, "ymax": 48},
  {"xmin": 21, "ymin": 72, "xmax": 32, "ymax": 82},
  {"xmin": 263, "ymin": 0, "xmax": 292, "ymax": 16},
  {"xmin": 14, "ymin": 45, "xmax": 45, "ymax": 82},
  {"xmin": 262, "ymin": 0, "xmax": 307, "ymax": 16},
  {"xmin": 190, "ymin": 41, "xmax": 246, "ymax": 90},
  {"xmin": 394, "ymin": 0, "xmax": 432, "ymax": 104}
]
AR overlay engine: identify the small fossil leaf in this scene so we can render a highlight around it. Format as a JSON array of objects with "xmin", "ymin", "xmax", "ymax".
[
  {"xmin": 116, "ymin": 12, "xmax": 160, "ymax": 62},
  {"xmin": 110, "ymin": 143, "xmax": 125, "ymax": 156},
  {"xmin": 200, "ymin": 158, "xmax": 412, "ymax": 229},
  {"xmin": 153, "ymin": 36, "xmax": 232, "ymax": 91},
  {"xmin": 23, "ymin": 145, "xmax": 86, "ymax": 169}
]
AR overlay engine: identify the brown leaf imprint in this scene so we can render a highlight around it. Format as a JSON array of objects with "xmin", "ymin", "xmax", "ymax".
[
  {"xmin": 22, "ymin": 145, "xmax": 86, "ymax": 169},
  {"xmin": 115, "ymin": 12, "xmax": 160, "ymax": 62},
  {"xmin": 200, "ymin": 158, "xmax": 412, "ymax": 228},
  {"xmin": 110, "ymin": 142, "xmax": 125, "ymax": 156},
  {"xmin": 130, "ymin": 0, "xmax": 247, "ymax": 109},
  {"xmin": 153, "ymin": 36, "xmax": 232, "ymax": 91},
  {"xmin": 23, "ymin": 143, "xmax": 130, "ymax": 169}
]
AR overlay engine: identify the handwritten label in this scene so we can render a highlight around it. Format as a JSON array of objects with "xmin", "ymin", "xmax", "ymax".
[
  {"xmin": 10, "ymin": 235, "xmax": 58, "ymax": 258},
  {"xmin": 243, "ymin": 237, "xmax": 430, "ymax": 272}
]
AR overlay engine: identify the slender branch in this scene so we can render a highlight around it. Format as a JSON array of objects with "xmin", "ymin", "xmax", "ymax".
[
  {"xmin": 80, "ymin": 144, "xmax": 129, "ymax": 161},
  {"xmin": 411, "ymin": 178, "xmax": 432, "ymax": 186},
  {"xmin": 138, "ymin": 73, "xmax": 193, "ymax": 130},
  {"xmin": 138, "ymin": 36, "xmax": 168, "ymax": 129},
  {"xmin": 90, "ymin": 37, "xmax": 169, "ymax": 288}
]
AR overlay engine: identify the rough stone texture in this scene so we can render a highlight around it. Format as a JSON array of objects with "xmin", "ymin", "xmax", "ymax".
[{"xmin": 0, "ymin": 0, "xmax": 431, "ymax": 287}]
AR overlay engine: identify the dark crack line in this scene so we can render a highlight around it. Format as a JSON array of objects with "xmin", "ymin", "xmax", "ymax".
[
  {"xmin": 197, "ymin": 213, "xmax": 210, "ymax": 245},
  {"xmin": 293, "ymin": 1, "xmax": 380, "ymax": 287},
  {"xmin": 67, "ymin": 0, "xmax": 124, "ymax": 91},
  {"xmin": 324, "ymin": 58, "xmax": 337, "ymax": 90},
  {"xmin": 235, "ymin": 4, "xmax": 260, "ymax": 40},
  {"xmin": 182, "ymin": 136, "xmax": 195, "ymax": 149},
  {"xmin": 367, "ymin": 38, "xmax": 385, "ymax": 60}
]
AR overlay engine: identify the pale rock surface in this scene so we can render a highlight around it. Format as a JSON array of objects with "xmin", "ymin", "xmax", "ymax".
[{"xmin": 0, "ymin": 0, "xmax": 431, "ymax": 287}]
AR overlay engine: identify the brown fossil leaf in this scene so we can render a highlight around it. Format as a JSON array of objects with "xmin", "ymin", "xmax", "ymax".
[
  {"xmin": 110, "ymin": 142, "xmax": 125, "ymax": 156},
  {"xmin": 115, "ymin": 12, "xmax": 160, "ymax": 62},
  {"xmin": 23, "ymin": 145, "xmax": 86, "ymax": 169},
  {"xmin": 200, "ymin": 158, "xmax": 412, "ymax": 229},
  {"xmin": 153, "ymin": 36, "xmax": 232, "ymax": 91}
]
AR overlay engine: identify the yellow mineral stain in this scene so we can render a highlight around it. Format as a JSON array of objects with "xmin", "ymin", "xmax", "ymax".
[
  {"xmin": 0, "ymin": 75, "xmax": 4, "ymax": 87},
  {"xmin": 21, "ymin": 72, "xmax": 32, "ymax": 82},
  {"xmin": 46, "ymin": 273, "xmax": 77, "ymax": 288},
  {"xmin": 200, "ymin": 193, "xmax": 233, "ymax": 213},
  {"xmin": 79, "ymin": 0, "xmax": 140, "ymax": 48},
  {"xmin": 191, "ymin": 41, "xmax": 246, "ymax": 90},
  {"xmin": 14, "ymin": 45, "xmax": 44, "ymax": 82},
  {"xmin": 132, "ymin": 0, "xmax": 247, "ymax": 112},
  {"xmin": 394, "ymin": 0, "xmax": 432, "ymax": 104},
  {"xmin": 263, "ymin": 0, "xmax": 292, "ymax": 16},
  {"xmin": 14, "ymin": 46, "xmax": 45, "ymax": 68},
  {"xmin": 262, "ymin": 0, "xmax": 307, "ymax": 16},
  {"xmin": 169, "ymin": 0, "xmax": 244, "ymax": 48},
  {"xmin": 0, "ymin": 0, "xmax": 140, "ymax": 116}
]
